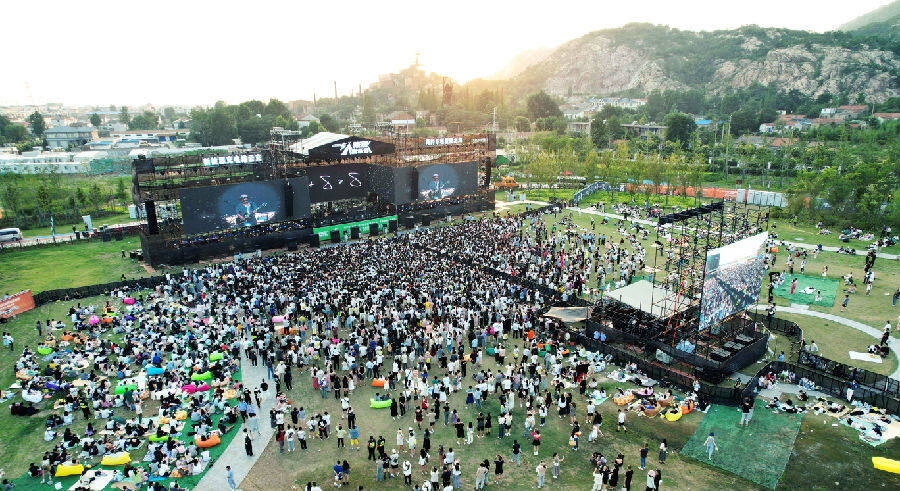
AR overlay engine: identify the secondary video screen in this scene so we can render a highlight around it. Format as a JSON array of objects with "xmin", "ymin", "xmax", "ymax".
[
  {"xmin": 698, "ymin": 232, "xmax": 768, "ymax": 331},
  {"xmin": 306, "ymin": 164, "xmax": 371, "ymax": 203},
  {"xmin": 416, "ymin": 162, "xmax": 478, "ymax": 201},
  {"xmin": 288, "ymin": 177, "xmax": 312, "ymax": 219},
  {"xmin": 180, "ymin": 180, "xmax": 286, "ymax": 235}
]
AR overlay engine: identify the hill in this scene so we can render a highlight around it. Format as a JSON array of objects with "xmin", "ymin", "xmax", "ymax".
[
  {"xmin": 486, "ymin": 46, "xmax": 555, "ymax": 80},
  {"xmin": 502, "ymin": 23, "xmax": 900, "ymax": 102},
  {"xmin": 840, "ymin": 0, "xmax": 900, "ymax": 31}
]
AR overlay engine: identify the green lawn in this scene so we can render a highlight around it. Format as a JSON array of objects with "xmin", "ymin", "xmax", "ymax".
[
  {"xmin": 771, "ymin": 220, "xmax": 900, "ymax": 255},
  {"xmin": 775, "ymin": 313, "xmax": 898, "ymax": 376},
  {"xmin": 20, "ymin": 212, "xmax": 136, "ymax": 238},
  {"xmin": 0, "ymin": 236, "xmax": 148, "ymax": 294}
]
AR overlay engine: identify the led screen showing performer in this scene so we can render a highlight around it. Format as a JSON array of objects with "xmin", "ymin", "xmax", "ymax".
[
  {"xmin": 180, "ymin": 180, "xmax": 285, "ymax": 235},
  {"xmin": 698, "ymin": 232, "xmax": 768, "ymax": 331},
  {"xmin": 416, "ymin": 162, "xmax": 477, "ymax": 201}
]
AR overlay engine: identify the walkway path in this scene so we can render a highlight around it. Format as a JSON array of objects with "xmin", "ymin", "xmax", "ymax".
[
  {"xmin": 193, "ymin": 350, "xmax": 275, "ymax": 491},
  {"xmin": 752, "ymin": 304, "xmax": 900, "ymax": 381}
]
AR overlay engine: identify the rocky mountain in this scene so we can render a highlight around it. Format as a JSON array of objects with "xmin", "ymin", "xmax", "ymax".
[
  {"xmin": 486, "ymin": 47, "xmax": 555, "ymax": 80},
  {"xmin": 501, "ymin": 24, "xmax": 900, "ymax": 102},
  {"xmin": 840, "ymin": 0, "xmax": 900, "ymax": 34}
]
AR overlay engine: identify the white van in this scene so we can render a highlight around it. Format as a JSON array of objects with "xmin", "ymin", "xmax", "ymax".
[{"xmin": 0, "ymin": 228, "xmax": 23, "ymax": 242}]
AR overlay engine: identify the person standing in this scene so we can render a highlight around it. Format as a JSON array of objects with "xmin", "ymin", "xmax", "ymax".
[
  {"xmin": 226, "ymin": 466, "xmax": 237, "ymax": 491},
  {"xmin": 512, "ymin": 439, "xmax": 521, "ymax": 466},
  {"xmin": 841, "ymin": 294, "xmax": 850, "ymax": 312},
  {"xmin": 739, "ymin": 397, "xmax": 753, "ymax": 427},
  {"xmin": 639, "ymin": 442, "xmax": 649, "ymax": 470},
  {"xmin": 617, "ymin": 409, "xmax": 626, "ymax": 432},
  {"xmin": 704, "ymin": 433, "xmax": 718, "ymax": 460},
  {"xmin": 646, "ymin": 469, "xmax": 657, "ymax": 490},
  {"xmin": 244, "ymin": 429, "xmax": 254, "ymax": 456},
  {"xmin": 536, "ymin": 461, "xmax": 547, "ymax": 489},
  {"xmin": 658, "ymin": 439, "xmax": 667, "ymax": 465}
]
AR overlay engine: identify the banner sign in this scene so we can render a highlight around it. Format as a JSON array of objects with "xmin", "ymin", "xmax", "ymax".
[
  {"xmin": 308, "ymin": 136, "xmax": 395, "ymax": 162},
  {"xmin": 0, "ymin": 290, "xmax": 35, "ymax": 319},
  {"xmin": 313, "ymin": 215, "xmax": 397, "ymax": 240}
]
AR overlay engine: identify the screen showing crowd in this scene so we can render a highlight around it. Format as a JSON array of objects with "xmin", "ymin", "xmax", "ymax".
[
  {"xmin": 698, "ymin": 232, "xmax": 768, "ymax": 331},
  {"xmin": 416, "ymin": 162, "xmax": 478, "ymax": 201},
  {"xmin": 180, "ymin": 180, "xmax": 286, "ymax": 235}
]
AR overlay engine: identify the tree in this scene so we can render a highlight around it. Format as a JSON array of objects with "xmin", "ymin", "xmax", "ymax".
[
  {"xmin": 300, "ymin": 121, "xmax": 325, "ymax": 138},
  {"xmin": 3, "ymin": 124, "xmax": 27, "ymax": 142},
  {"xmin": 590, "ymin": 116, "xmax": 608, "ymax": 149},
  {"xmin": 89, "ymin": 113, "xmax": 102, "ymax": 127},
  {"xmin": 115, "ymin": 178, "xmax": 127, "ymax": 201},
  {"xmin": 189, "ymin": 106, "xmax": 236, "ymax": 146},
  {"xmin": 128, "ymin": 111, "xmax": 158, "ymax": 130},
  {"xmin": 663, "ymin": 112, "xmax": 696, "ymax": 147},
  {"xmin": 318, "ymin": 113, "xmax": 340, "ymax": 132},
  {"xmin": 525, "ymin": 91, "xmax": 562, "ymax": 120},
  {"xmin": 27, "ymin": 111, "xmax": 46, "ymax": 136},
  {"xmin": 119, "ymin": 106, "xmax": 130, "ymax": 125},
  {"xmin": 514, "ymin": 116, "xmax": 531, "ymax": 132}
]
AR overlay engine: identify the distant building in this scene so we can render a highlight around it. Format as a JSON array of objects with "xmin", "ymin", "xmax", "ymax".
[
  {"xmin": 836, "ymin": 105, "xmax": 869, "ymax": 119},
  {"xmin": 45, "ymin": 126, "xmax": 97, "ymax": 149},
  {"xmin": 874, "ymin": 113, "xmax": 900, "ymax": 122},
  {"xmin": 298, "ymin": 114, "xmax": 320, "ymax": 129},
  {"xmin": 759, "ymin": 123, "xmax": 776, "ymax": 134},
  {"xmin": 621, "ymin": 123, "xmax": 665, "ymax": 139},
  {"xmin": 567, "ymin": 121, "xmax": 591, "ymax": 134},
  {"xmin": 599, "ymin": 98, "xmax": 646, "ymax": 110}
]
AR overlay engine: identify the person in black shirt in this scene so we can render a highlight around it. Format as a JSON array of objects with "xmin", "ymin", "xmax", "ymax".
[
  {"xmin": 494, "ymin": 455, "xmax": 505, "ymax": 483},
  {"xmin": 625, "ymin": 465, "xmax": 633, "ymax": 491}
]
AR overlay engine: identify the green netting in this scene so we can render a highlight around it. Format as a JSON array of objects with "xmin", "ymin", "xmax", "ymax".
[
  {"xmin": 772, "ymin": 274, "xmax": 839, "ymax": 307},
  {"xmin": 681, "ymin": 401, "xmax": 802, "ymax": 489}
]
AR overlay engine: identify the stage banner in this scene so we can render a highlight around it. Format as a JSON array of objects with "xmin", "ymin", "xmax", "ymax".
[{"xmin": 0, "ymin": 290, "xmax": 35, "ymax": 319}]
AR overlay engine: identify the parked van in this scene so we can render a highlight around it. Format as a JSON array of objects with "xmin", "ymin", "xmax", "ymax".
[{"xmin": 0, "ymin": 228, "xmax": 22, "ymax": 242}]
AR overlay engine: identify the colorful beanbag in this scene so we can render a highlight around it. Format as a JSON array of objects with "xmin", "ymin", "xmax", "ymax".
[
  {"xmin": 55, "ymin": 464, "xmax": 84, "ymax": 477},
  {"xmin": 191, "ymin": 371, "xmax": 212, "ymax": 381},
  {"xmin": 101, "ymin": 452, "xmax": 131, "ymax": 466},
  {"xmin": 146, "ymin": 366, "xmax": 165, "ymax": 376},
  {"xmin": 371, "ymin": 379, "xmax": 385, "ymax": 388},
  {"xmin": 114, "ymin": 384, "xmax": 136, "ymax": 394},
  {"xmin": 195, "ymin": 434, "xmax": 221, "ymax": 448},
  {"xmin": 369, "ymin": 398, "xmax": 391, "ymax": 409},
  {"xmin": 209, "ymin": 352, "xmax": 223, "ymax": 362}
]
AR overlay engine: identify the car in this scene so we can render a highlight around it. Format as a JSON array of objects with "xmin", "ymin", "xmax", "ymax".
[
  {"xmin": 494, "ymin": 176, "xmax": 520, "ymax": 189},
  {"xmin": 0, "ymin": 228, "xmax": 22, "ymax": 243}
]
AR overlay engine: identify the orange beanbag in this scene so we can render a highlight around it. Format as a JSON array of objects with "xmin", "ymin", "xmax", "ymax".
[
  {"xmin": 372, "ymin": 378, "xmax": 385, "ymax": 388},
  {"xmin": 195, "ymin": 434, "xmax": 221, "ymax": 448}
]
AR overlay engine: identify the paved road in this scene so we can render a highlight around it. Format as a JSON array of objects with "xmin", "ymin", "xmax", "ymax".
[{"xmin": 193, "ymin": 350, "xmax": 275, "ymax": 491}]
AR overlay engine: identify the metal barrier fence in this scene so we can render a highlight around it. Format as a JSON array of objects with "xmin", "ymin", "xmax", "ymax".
[{"xmin": 32, "ymin": 275, "xmax": 168, "ymax": 307}]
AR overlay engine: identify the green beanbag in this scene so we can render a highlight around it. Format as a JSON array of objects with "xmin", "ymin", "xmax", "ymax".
[
  {"xmin": 369, "ymin": 398, "xmax": 392, "ymax": 409},
  {"xmin": 486, "ymin": 348, "xmax": 496, "ymax": 356},
  {"xmin": 148, "ymin": 435, "xmax": 170, "ymax": 442},
  {"xmin": 115, "ymin": 384, "xmax": 137, "ymax": 394},
  {"xmin": 209, "ymin": 352, "xmax": 223, "ymax": 362},
  {"xmin": 191, "ymin": 371, "xmax": 212, "ymax": 381},
  {"xmin": 37, "ymin": 347, "xmax": 53, "ymax": 355},
  {"xmin": 538, "ymin": 350, "xmax": 546, "ymax": 357}
]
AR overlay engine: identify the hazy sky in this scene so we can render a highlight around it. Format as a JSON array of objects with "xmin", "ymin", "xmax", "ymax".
[{"xmin": 1, "ymin": 0, "xmax": 890, "ymax": 107}]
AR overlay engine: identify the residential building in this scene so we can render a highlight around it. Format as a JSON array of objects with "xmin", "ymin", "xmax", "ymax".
[
  {"xmin": 566, "ymin": 121, "xmax": 591, "ymax": 134},
  {"xmin": 298, "ymin": 114, "xmax": 320, "ymax": 128},
  {"xmin": 44, "ymin": 126, "xmax": 97, "ymax": 149},
  {"xmin": 874, "ymin": 113, "xmax": 900, "ymax": 123},
  {"xmin": 621, "ymin": 123, "xmax": 665, "ymax": 138}
]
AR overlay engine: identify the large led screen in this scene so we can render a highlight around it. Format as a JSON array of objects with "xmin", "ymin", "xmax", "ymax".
[
  {"xmin": 698, "ymin": 232, "xmax": 768, "ymax": 331},
  {"xmin": 416, "ymin": 162, "xmax": 478, "ymax": 201},
  {"xmin": 180, "ymin": 180, "xmax": 285, "ymax": 235},
  {"xmin": 306, "ymin": 164, "xmax": 371, "ymax": 203}
]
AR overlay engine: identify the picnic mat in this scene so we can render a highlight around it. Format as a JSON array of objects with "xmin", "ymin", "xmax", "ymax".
[
  {"xmin": 772, "ymin": 274, "xmax": 838, "ymax": 307},
  {"xmin": 849, "ymin": 351, "xmax": 883, "ymax": 363}
]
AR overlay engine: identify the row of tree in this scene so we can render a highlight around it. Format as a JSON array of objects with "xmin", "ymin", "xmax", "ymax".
[
  {"xmin": 0, "ymin": 174, "xmax": 130, "ymax": 229},
  {"xmin": 189, "ymin": 99, "xmax": 299, "ymax": 146}
]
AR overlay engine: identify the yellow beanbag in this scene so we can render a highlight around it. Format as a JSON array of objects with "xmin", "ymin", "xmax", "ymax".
[
  {"xmin": 175, "ymin": 410, "xmax": 187, "ymax": 421},
  {"xmin": 873, "ymin": 457, "xmax": 900, "ymax": 474},
  {"xmin": 101, "ymin": 452, "xmax": 131, "ymax": 466},
  {"xmin": 613, "ymin": 393, "xmax": 634, "ymax": 405},
  {"xmin": 223, "ymin": 389, "xmax": 237, "ymax": 400},
  {"xmin": 663, "ymin": 409, "xmax": 683, "ymax": 422},
  {"xmin": 55, "ymin": 464, "xmax": 85, "ymax": 477}
]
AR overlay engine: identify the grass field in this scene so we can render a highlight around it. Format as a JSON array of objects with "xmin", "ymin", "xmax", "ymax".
[
  {"xmin": 771, "ymin": 220, "xmax": 900, "ymax": 255},
  {"xmin": 0, "ymin": 236, "xmax": 148, "ymax": 294},
  {"xmin": 20, "ymin": 211, "xmax": 136, "ymax": 238},
  {"xmin": 772, "ymin": 274, "xmax": 839, "ymax": 307}
]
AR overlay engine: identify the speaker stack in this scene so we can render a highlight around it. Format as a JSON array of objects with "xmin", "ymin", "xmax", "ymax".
[
  {"xmin": 369, "ymin": 223, "xmax": 380, "ymax": 235},
  {"xmin": 310, "ymin": 234, "xmax": 321, "ymax": 247},
  {"xmin": 350, "ymin": 227, "xmax": 360, "ymax": 240},
  {"xmin": 330, "ymin": 230, "xmax": 341, "ymax": 243},
  {"xmin": 388, "ymin": 219, "xmax": 398, "ymax": 232}
]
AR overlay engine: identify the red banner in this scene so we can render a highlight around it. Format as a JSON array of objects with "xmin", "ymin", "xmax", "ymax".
[{"xmin": 0, "ymin": 290, "xmax": 35, "ymax": 319}]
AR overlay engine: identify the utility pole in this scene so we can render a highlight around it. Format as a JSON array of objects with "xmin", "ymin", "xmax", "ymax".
[{"xmin": 334, "ymin": 81, "xmax": 338, "ymax": 100}]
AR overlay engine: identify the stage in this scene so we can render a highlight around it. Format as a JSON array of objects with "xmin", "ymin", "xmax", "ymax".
[{"xmin": 606, "ymin": 280, "xmax": 692, "ymax": 319}]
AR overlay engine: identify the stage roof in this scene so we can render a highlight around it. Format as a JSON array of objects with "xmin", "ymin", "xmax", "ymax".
[
  {"xmin": 288, "ymin": 132, "xmax": 348, "ymax": 155},
  {"xmin": 606, "ymin": 279, "xmax": 691, "ymax": 318},
  {"xmin": 544, "ymin": 306, "xmax": 590, "ymax": 324}
]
